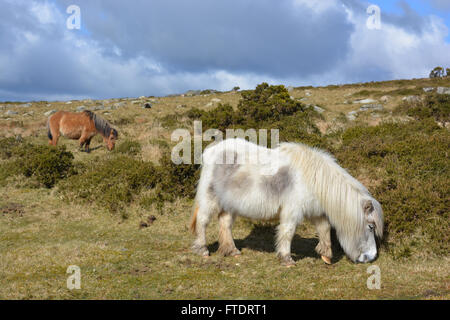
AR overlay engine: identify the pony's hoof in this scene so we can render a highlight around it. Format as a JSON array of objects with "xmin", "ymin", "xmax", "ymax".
[
  {"xmin": 321, "ymin": 255, "xmax": 332, "ymax": 265},
  {"xmin": 192, "ymin": 245, "xmax": 209, "ymax": 257},
  {"xmin": 230, "ymin": 249, "xmax": 241, "ymax": 257},
  {"xmin": 280, "ymin": 256, "xmax": 295, "ymax": 267}
]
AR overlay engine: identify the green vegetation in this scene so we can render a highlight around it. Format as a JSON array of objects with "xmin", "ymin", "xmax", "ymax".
[{"xmin": 0, "ymin": 138, "xmax": 75, "ymax": 188}]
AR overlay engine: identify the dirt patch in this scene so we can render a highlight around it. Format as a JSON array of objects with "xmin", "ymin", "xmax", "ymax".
[{"xmin": 1, "ymin": 202, "xmax": 25, "ymax": 217}]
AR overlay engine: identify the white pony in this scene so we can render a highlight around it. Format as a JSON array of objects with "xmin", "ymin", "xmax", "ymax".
[{"xmin": 190, "ymin": 138, "xmax": 383, "ymax": 265}]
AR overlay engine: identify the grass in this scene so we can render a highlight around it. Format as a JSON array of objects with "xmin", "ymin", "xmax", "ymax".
[{"xmin": 0, "ymin": 77, "xmax": 449, "ymax": 299}]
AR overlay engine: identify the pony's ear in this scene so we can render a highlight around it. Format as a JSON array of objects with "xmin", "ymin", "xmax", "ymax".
[{"xmin": 361, "ymin": 199, "xmax": 374, "ymax": 217}]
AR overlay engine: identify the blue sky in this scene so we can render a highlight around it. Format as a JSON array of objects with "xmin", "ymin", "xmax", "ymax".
[
  {"xmin": 371, "ymin": 0, "xmax": 450, "ymax": 40},
  {"xmin": 0, "ymin": 0, "xmax": 449, "ymax": 101}
]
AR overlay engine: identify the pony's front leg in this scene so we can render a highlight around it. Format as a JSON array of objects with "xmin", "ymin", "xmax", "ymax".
[
  {"xmin": 312, "ymin": 216, "xmax": 333, "ymax": 264},
  {"xmin": 276, "ymin": 211, "xmax": 299, "ymax": 266},
  {"xmin": 84, "ymin": 138, "xmax": 92, "ymax": 153},
  {"xmin": 218, "ymin": 211, "xmax": 240, "ymax": 257}
]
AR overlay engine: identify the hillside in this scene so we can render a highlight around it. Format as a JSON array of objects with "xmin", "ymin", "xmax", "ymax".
[{"xmin": 0, "ymin": 77, "xmax": 449, "ymax": 299}]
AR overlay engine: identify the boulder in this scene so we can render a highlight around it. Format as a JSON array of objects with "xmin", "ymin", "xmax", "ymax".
[
  {"xmin": 76, "ymin": 106, "xmax": 86, "ymax": 112},
  {"xmin": 380, "ymin": 95, "xmax": 391, "ymax": 103},
  {"xmin": 5, "ymin": 110, "xmax": 18, "ymax": 116},
  {"xmin": 211, "ymin": 98, "xmax": 221, "ymax": 103},
  {"xmin": 19, "ymin": 103, "xmax": 32, "ymax": 108},
  {"xmin": 305, "ymin": 90, "xmax": 312, "ymax": 96},
  {"xmin": 353, "ymin": 98, "xmax": 377, "ymax": 104},
  {"xmin": 313, "ymin": 106, "xmax": 325, "ymax": 113},
  {"xmin": 359, "ymin": 104, "xmax": 383, "ymax": 111},
  {"xmin": 437, "ymin": 87, "xmax": 450, "ymax": 95},
  {"xmin": 347, "ymin": 111, "xmax": 358, "ymax": 121},
  {"xmin": 402, "ymin": 96, "xmax": 421, "ymax": 103},
  {"xmin": 423, "ymin": 87, "xmax": 435, "ymax": 93},
  {"xmin": 44, "ymin": 110, "xmax": 57, "ymax": 116}
]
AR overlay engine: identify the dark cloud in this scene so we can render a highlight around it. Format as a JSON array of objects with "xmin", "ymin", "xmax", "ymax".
[{"xmin": 56, "ymin": 0, "xmax": 353, "ymax": 77}]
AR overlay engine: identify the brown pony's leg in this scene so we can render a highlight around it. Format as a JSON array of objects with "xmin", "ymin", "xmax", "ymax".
[
  {"xmin": 312, "ymin": 216, "xmax": 333, "ymax": 262},
  {"xmin": 48, "ymin": 117, "xmax": 60, "ymax": 146},
  {"xmin": 217, "ymin": 211, "xmax": 240, "ymax": 257},
  {"xmin": 84, "ymin": 137, "xmax": 92, "ymax": 153},
  {"xmin": 79, "ymin": 131, "xmax": 92, "ymax": 152}
]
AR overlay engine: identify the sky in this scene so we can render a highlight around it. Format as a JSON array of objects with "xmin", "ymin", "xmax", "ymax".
[{"xmin": 0, "ymin": 0, "xmax": 450, "ymax": 101}]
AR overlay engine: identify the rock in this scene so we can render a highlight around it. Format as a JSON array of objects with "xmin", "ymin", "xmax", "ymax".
[
  {"xmin": 402, "ymin": 96, "xmax": 421, "ymax": 103},
  {"xmin": 353, "ymin": 98, "xmax": 377, "ymax": 104},
  {"xmin": 313, "ymin": 106, "xmax": 325, "ymax": 113},
  {"xmin": 18, "ymin": 103, "xmax": 32, "ymax": 108},
  {"xmin": 65, "ymin": 101, "xmax": 72, "ymax": 104},
  {"xmin": 205, "ymin": 102, "xmax": 213, "ymax": 107},
  {"xmin": 142, "ymin": 103, "xmax": 152, "ymax": 109},
  {"xmin": 359, "ymin": 104, "xmax": 383, "ymax": 111},
  {"xmin": 305, "ymin": 90, "xmax": 311, "ymax": 96},
  {"xmin": 44, "ymin": 110, "xmax": 57, "ymax": 116},
  {"xmin": 131, "ymin": 100, "xmax": 140, "ymax": 104},
  {"xmin": 113, "ymin": 102, "xmax": 126, "ymax": 108},
  {"xmin": 437, "ymin": 87, "xmax": 450, "ymax": 95},
  {"xmin": 347, "ymin": 111, "xmax": 358, "ymax": 121},
  {"xmin": 23, "ymin": 111, "xmax": 34, "ymax": 116},
  {"xmin": 139, "ymin": 96, "xmax": 146, "ymax": 99},
  {"xmin": 76, "ymin": 106, "xmax": 86, "ymax": 112},
  {"xmin": 423, "ymin": 87, "xmax": 435, "ymax": 93},
  {"xmin": 185, "ymin": 90, "xmax": 202, "ymax": 97},
  {"xmin": 300, "ymin": 98, "xmax": 308, "ymax": 102},
  {"xmin": 176, "ymin": 104, "xmax": 187, "ymax": 109},
  {"xmin": 211, "ymin": 98, "xmax": 221, "ymax": 103},
  {"xmin": 5, "ymin": 110, "xmax": 18, "ymax": 116},
  {"xmin": 93, "ymin": 105, "xmax": 105, "ymax": 111},
  {"xmin": 380, "ymin": 95, "xmax": 391, "ymax": 103}
]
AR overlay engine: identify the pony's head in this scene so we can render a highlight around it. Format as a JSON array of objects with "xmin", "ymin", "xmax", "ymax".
[
  {"xmin": 105, "ymin": 128, "xmax": 118, "ymax": 151},
  {"xmin": 338, "ymin": 197, "xmax": 384, "ymax": 263}
]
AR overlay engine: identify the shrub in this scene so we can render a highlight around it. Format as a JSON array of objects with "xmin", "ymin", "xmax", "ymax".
[
  {"xmin": 114, "ymin": 139, "xmax": 142, "ymax": 156},
  {"xmin": 0, "ymin": 139, "xmax": 75, "ymax": 188},
  {"xmin": 334, "ymin": 119, "xmax": 449, "ymax": 256},
  {"xmin": 396, "ymin": 93, "xmax": 450, "ymax": 123},
  {"xmin": 58, "ymin": 156, "xmax": 158, "ymax": 213}
]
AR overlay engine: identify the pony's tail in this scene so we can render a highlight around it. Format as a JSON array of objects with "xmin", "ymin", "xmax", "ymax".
[
  {"xmin": 190, "ymin": 205, "xmax": 199, "ymax": 234},
  {"xmin": 47, "ymin": 120, "xmax": 53, "ymax": 141}
]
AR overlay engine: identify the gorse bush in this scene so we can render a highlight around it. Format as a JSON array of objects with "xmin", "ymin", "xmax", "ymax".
[
  {"xmin": 396, "ymin": 93, "xmax": 450, "ymax": 123},
  {"xmin": 0, "ymin": 138, "xmax": 75, "ymax": 188},
  {"xmin": 58, "ymin": 156, "xmax": 158, "ymax": 213},
  {"xmin": 334, "ymin": 119, "xmax": 449, "ymax": 256},
  {"xmin": 114, "ymin": 139, "xmax": 142, "ymax": 156},
  {"xmin": 185, "ymin": 82, "xmax": 324, "ymax": 146}
]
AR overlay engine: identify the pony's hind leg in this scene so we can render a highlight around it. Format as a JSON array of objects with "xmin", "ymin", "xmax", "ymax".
[
  {"xmin": 218, "ymin": 211, "xmax": 240, "ymax": 257},
  {"xmin": 191, "ymin": 200, "xmax": 220, "ymax": 257},
  {"xmin": 312, "ymin": 216, "xmax": 332, "ymax": 263}
]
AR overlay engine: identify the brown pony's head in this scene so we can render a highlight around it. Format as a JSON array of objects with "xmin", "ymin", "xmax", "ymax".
[{"xmin": 105, "ymin": 128, "xmax": 118, "ymax": 151}]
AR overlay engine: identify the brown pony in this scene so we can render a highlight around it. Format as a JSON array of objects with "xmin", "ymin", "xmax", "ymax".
[{"xmin": 47, "ymin": 110, "xmax": 118, "ymax": 152}]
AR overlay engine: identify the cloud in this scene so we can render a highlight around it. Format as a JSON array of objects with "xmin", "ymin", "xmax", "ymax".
[{"xmin": 0, "ymin": 0, "xmax": 449, "ymax": 101}]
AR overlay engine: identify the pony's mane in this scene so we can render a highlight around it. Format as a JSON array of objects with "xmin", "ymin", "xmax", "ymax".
[
  {"xmin": 279, "ymin": 142, "xmax": 382, "ymax": 241},
  {"xmin": 84, "ymin": 110, "xmax": 117, "ymax": 138}
]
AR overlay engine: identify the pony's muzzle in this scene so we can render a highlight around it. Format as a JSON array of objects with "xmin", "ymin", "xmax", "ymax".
[{"xmin": 356, "ymin": 252, "xmax": 377, "ymax": 263}]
